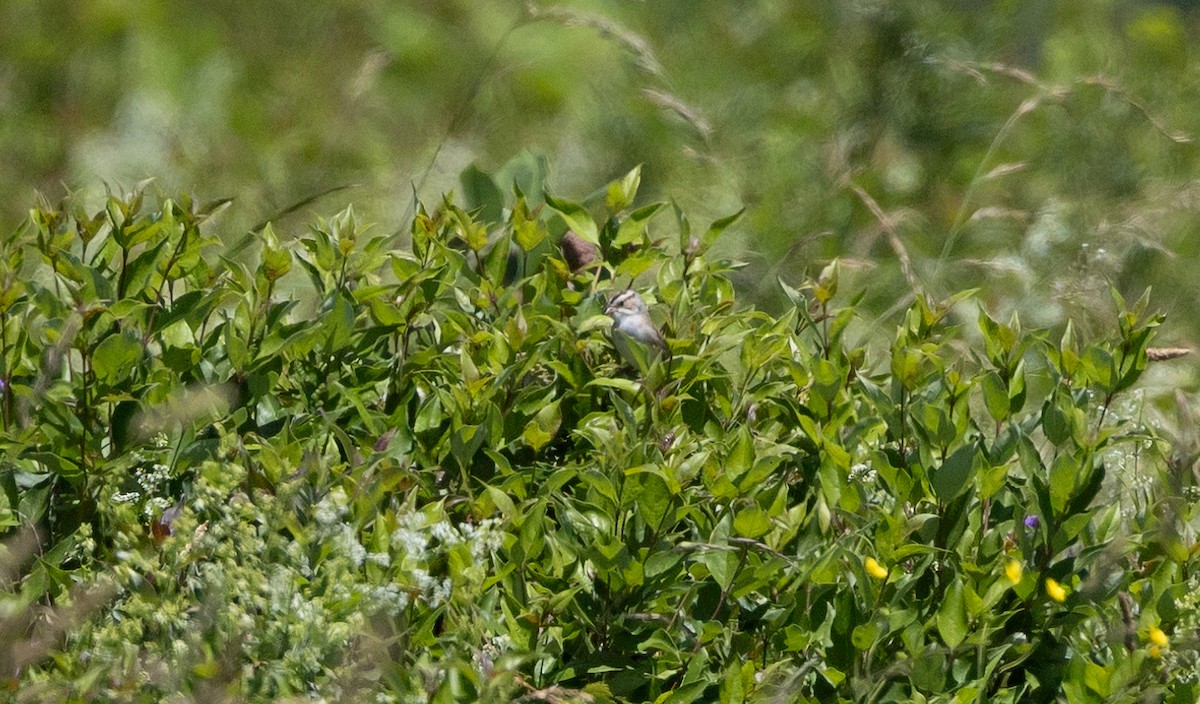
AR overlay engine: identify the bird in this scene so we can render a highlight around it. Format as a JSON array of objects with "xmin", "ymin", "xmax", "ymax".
[{"xmin": 606, "ymin": 289, "xmax": 668, "ymax": 372}]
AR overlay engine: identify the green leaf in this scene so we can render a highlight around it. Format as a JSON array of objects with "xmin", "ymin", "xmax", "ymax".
[
  {"xmin": 1084, "ymin": 661, "xmax": 1111, "ymax": 697},
  {"xmin": 1081, "ymin": 345, "xmax": 1115, "ymax": 391},
  {"xmin": 512, "ymin": 209, "xmax": 546, "ymax": 253},
  {"xmin": 626, "ymin": 470, "xmax": 670, "ymax": 529},
  {"xmin": 493, "ymin": 150, "xmax": 548, "ymax": 203},
  {"xmin": 725, "ymin": 427, "xmax": 755, "ymax": 482},
  {"xmin": 936, "ymin": 580, "xmax": 968, "ymax": 648},
  {"xmin": 605, "ymin": 164, "xmax": 642, "ymax": 213},
  {"xmin": 123, "ymin": 237, "xmax": 171, "ymax": 298},
  {"xmin": 587, "ymin": 377, "xmax": 642, "ymax": 394},
  {"xmin": 482, "ymin": 484, "xmax": 516, "ymax": 516},
  {"xmin": 645, "ymin": 550, "xmax": 683, "ymax": 579},
  {"xmin": 613, "ymin": 201, "xmax": 666, "ymax": 247},
  {"xmin": 484, "ymin": 232, "xmax": 514, "ymax": 285},
  {"xmin": 700, "ymin": 548, "xmax": 739, "ymax": 590},
  {"xmin": 1042, "ymin": 392, "xmax": 1072, "ymax": 446},
  {"xmin": 1049, "ymin": 453, "xmax": 1078, "ymax": 513},
  {"xmin": 661, "ymin": 682, "xmax": 708, "ymax": 704},
  {"xmin": 1008, "ymin": 359, "xmax": 1026, "ymax": 413},
  {"xmin": 92, "ymin": 333, "xmax": 143, "ymax": 384},
  {"xmin": 702, "ymin": 208, "xmax": 745, "ymax": 248},
  {"xmin": 718, "ymin": 660, "xmax": 745, "ymax": 704},
  {"xmin": 516, "ymin": 501, "xmax": 546, "ymax": 562},
  {"xmin": 851, "ymin": 621, "xmax": 879, "ymax": 650},
  {"xmin": 981, "ymin": 371, "xmax": 1009, "ymax": 423},
  {"xmin": 733, "ymin": 504, "xmax": 771, "ymax": 538},
  {"xmin": 459, "ymin": 163, "xmax": 504, "ymax": 225},
  {"xmin": 931, "ymin": 444, "xmax": 976, "ymax": 502},
  {"xmin": 260, "ymin": 223, "xmax": 293, "ymax": 282},
  {"xmin": 544, "ymin": 193, "xmax": 598, "ymax": 244},
  {"xmin": 522, "ymin": 421, "xmax": 553, "ymax": 451},
  {"xmin": 323, "ymin": 292, "xmax": 356, "ymax": 352}
]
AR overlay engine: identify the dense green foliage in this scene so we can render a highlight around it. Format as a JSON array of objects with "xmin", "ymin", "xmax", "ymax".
[
  {"xmin": 1, "ymin": 172, "xmax": 1196, "ymax": 702},
  {"xmin": 6, "ymin": 1, "xmax": 1200, "ymax": 333}
]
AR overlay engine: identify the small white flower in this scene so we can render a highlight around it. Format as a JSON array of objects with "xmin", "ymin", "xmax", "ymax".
[
  {"xmin": 430, "ymin": 520, "xmax": 460, "ymax": 545},
  {"xmin": 336, "ymin": 525, "xmax": 367, "ymax": 567},
  {"xmin": 391, "ymin": 526, "xmax": 429, "ymax": 558},
  {"xmin": 315, "ymin": 488, "xmax": 349, "ymax": 526}
]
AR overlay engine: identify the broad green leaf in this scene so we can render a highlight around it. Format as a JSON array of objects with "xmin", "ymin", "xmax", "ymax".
[
  {"xmin": 1084, "ymin": 661, "xmax": 1111, "ymax": 697},
  {"xmin": 1049, "ymin": 453, "xmax": 1078, "ymax": 513},
  {"xmin": 645, "ymin": 550, "xmax": 683, "ymax": 579},
  {"xmin": 522, "ymin": 421, "xmax": 553, "ymax": 451},
  {"xmin": 544, "ymin": 193, "xmax": 598, "ymax": 244},
  {"xmin": 725, "ymin": 427, "xmax": 754, "ymax": 482},
  {"xmin": 92, "ymin": 333, "xmax": 143, "ymax": 384},
  {"xmin": 700, "ymin": 548, "xmax": 739, "ymax": 590},
  {"xmin": 981, "ymin": 371, "xmax": 1008, "ymax": 423},
  {"xmin": 936, "ymin": 580, "xmax": 968, "ymax": 648},
  {"xmin": 605, "ymin": 164, "xmax": 642, "ymax": 213},
  {"xmin": 512, "ymin": 213, "xmax": 546, "ymax": 253},
  {"xmin": 661, "ymin": 682, "xmax": 708, "ymax": 704},
  {"xmin": 626, "ymin": 471, "xmax": 670, "ymax": 530},
  {"xmin": 701, "ymin": 207, "xmax": 745, "ymax": 248},
  {"xmin": 851, "ymin": 621, "xmax": 879, "ymax": 650},
  {"xmin": 493, "ymin": 150, "xmax": 548, "ymax": 203},
  {"xmin": 732, "ymin": 504, "xmax": 771, "ymax": 538},
  {"xmin": 1008, "ymin": 359, "xmax": 1026, "ymax": 413},
  {"xmin": 809, "ymin": 357, "xmax": 844, "ymax": 417},
  {"xmin": 931, "ymin": 444, "xmax": 976, "ymax": 502},
  {"xmin": 123, "ymin": 237, "xmax": 171, "ymax": 298},
  {"xmin": 459, "ymin": 163, "xmax": 504, "ymax": 225},
  {"xmin": 613, "ymin": 201, "xmax": 666, "ymax": 247},
  {"xmin": 323, "ymin": 292, "xmax": 356, "ymax": 352},
  {"xmin": 1042, "ymin": 393, "xmax": 1071, "ymax": 445},
  {"xmin": 718, "ymin": 660, "xmax": 745, "ymax": 704},
  {"xmin": 1081, "ymin": 345, "xmax": 1114, "ymax": 391}
]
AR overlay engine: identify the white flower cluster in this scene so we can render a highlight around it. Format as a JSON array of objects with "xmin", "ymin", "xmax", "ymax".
[
  {"xmin": 1162, "ymin": 573, "xmax": 1200, "ymax": 683},
  {"xmin": 315, "ymin": 487, "xmax": 350, "ymax": 527},
  {"xmin": 384, "ymin": 510, "xmax": 506, "ymax": 609},
  {"xmin": 848, "ymin": 463, "xmax": 877, "ymax": 484},
  {"xmin": 366, "ymin": 583, "xmax": 410, "ymax": 616},
  {"xmin": 108, "ymin": 441, "xmax": 175, "ymax": 517}
]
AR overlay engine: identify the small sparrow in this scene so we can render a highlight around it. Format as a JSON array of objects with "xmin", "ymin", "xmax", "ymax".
[{"xmin": 606, "ymin": 289, "xmax": 668, "ymax": 371}]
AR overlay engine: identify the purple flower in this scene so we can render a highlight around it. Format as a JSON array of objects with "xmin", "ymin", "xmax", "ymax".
[{"xmin": 1024, "ymin": 515, "xmax": 1040, "ymax": 530}]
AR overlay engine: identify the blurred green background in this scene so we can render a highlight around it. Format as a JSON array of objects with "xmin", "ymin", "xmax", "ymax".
[{"xmin": 4, "ymin": 0, "xmax": 1200, "ymax": 351}]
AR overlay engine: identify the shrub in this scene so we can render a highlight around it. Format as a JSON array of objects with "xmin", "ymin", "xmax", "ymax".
[{"xmin": 1, "ymin": 170, "xmax": 1195, "ymax": 703}]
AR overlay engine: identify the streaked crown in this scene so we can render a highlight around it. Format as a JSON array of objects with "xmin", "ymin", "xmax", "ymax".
[{"xmin": 606, "ymin": 289, "xmax": 648, "ymax": 318}]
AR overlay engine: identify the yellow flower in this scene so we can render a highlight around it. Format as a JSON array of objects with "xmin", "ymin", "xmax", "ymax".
[
  {"xmin": 1045, "ymin": 577, "xmax": 1067, "ymax": 603},
  {"xmin": 1005, "ymin": 560, "xmax": 1023, "ymax": 585},
  {"xmin": 865, "ymin": 557, "xmax": 889, "ymax": 580},
  {"xmin": 1149, "ymin": 645, "xmax": 1162, "ymax": 659},
  {"xmin": 1148, "ymin": 627, "xmax": 1168, "ymax": 648}
]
